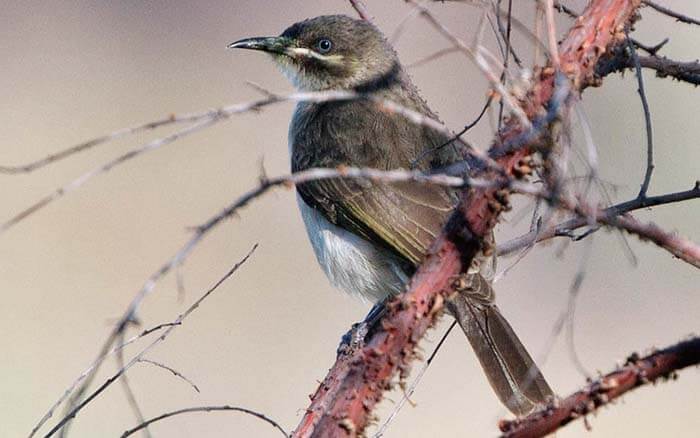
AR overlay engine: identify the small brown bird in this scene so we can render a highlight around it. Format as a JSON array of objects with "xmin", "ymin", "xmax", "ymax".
[{"xmin": 230, "ymin": 14, "xmax": 552, "ymax": 414}]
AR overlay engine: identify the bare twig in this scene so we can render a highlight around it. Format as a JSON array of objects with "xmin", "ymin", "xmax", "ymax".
[
  {"xmin": 410, "ymin": 95, "xmax": 493, "ymax": 168},
  {"xmin": 552, "ymin": 1, "xmax": 579, "ymax": 18},
  {"xmin": 626, "ymin": 35, "xmax": 654, "ymax": 198},
  {"xmin": 631, "ymin": 37, "xmax": 668, "ymax": 55},
  {"xmin": 642, "ymin": 0, "xmax": 700, "ymax": 26},
  {"xmin": 116, "ymin": 341, "xmax": 153, "ymax": 438},
  {"xmin": 137, "ymin": 358, "xmax": 201, "ymax": 393},
  {"xmin": 0, "ymin": 112, "xmax": 213, "ymax": 174},
  {"xmin": 544, "ymin": 0, "xmax": 561, "ymax": 69},
  {"xmin": 596, "ymin": 45, "xmax": 700, "ymax": 86},
  {"xmin": 29, "ymin": 322, "xmax": 179, "ymax": 438},
  {"xmin": 1, "ymin": 117, "xmax": 221, "ymax": 235},
  {"xmin": 1, "ymin": 89, "xmax": 475, "ymax": 235},
  {"xmin": 407, "ymin": 0, "xmax": 532, "ymax": 129},
  {"xmin": 406, "ymin": 47, "xmax": 459, "ymax": 69},
  {"xmin": 493, "ymin": 0, "xmax": 518, "ymax": 129},
  {"xmin": 120, "ymin": 405, "xmax": 288, "ymax": 438},
  {"xmin": 41, "ymin": 246, "xmax": 257, "ymax": 437},
  {"xmin": 373, "ymin": 321, "xmax": 458, "ymax": 437},
  {"xmin": 348, "ymin": 0, "xmax": 373, "ymax": 22},
  {"xmin": 499, "ymin": 336, "xmax": 700, "ymax": 438},
  {"xmin": 497, "ymin": 182, "xmax": 700, "ymax": 257}
]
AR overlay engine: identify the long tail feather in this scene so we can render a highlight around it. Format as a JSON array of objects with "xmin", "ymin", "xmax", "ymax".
[{"xmin": 446, "ymin": 291, "xmax": 553, "ymax": 415}]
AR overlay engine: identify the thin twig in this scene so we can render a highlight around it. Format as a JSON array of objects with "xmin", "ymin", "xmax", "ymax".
[
  {"xmin": 1, "ymin": 117, "xmax": 221, "ymax": 235},
  {"xmin": 40, "ymin": 246, "xmax": 257, "ymax": 437},
  {"xmin": 544, "ymin": 0, "xmax": 561, "ymax": 69},
  {"xmin": 626, "ymin": 35, "xmax": 654, "ymax": 198},
  {"xmin": 497, "ymin": 182, "xmax": 700, "ymax": 256},
  {"xmin": 0, "ymin": 112, "xmax": 214, "ymax": 174},
  {"xmin": 631, "ymin": 37, "xmax": 669, "ymax": 55},
  {"xmin": 494, "ymin": 0, "xmax": 517, "ymax": 129},
  {"xmin": 373, "ymin": 321, "xmax": 458, "ymax": 437},
  {"xmin": 642, "ymin": 0, "xmax": 700, "ymax": 26},
  {"xmin": 1, "ymin": 89, "xmax": 476, "ymax": 235},
  {"xmin": 137, "ymin": 358, "xmax": 201, "ymax": 393},
  {"xmin": 406, "ymin": 47, "xmax": 459, "ymax": 69},
  {"xmin": 29, "ymin": 322, "xmax": 179, "ymax": 438},
  {"xmin": 116, "ymin": 338, "xmax": 153, "ymax": 438},
  {"xmin": 408, "ymin": 0, "xmax": 532, "ymax": 129},
  {"xmin": 410, "ymin": 95, "xmax": 493, "ymax": 168},
  {"xmin": 348, "ymin": 0, "xmax": 373, "ymax": 22},
  {"xmin": 120, "ymin": 405, "xmax": 288, "ymax": 438},
  {"xmin": 552, "ymin": 1, "xmax": 579, "ymax": 19}
]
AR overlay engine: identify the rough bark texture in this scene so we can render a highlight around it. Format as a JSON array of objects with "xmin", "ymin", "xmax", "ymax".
[
  {"xmin": 292, "ymin": 1, "xmax": 643, "ymax": 436},
  {"xmin": 498, "ymin": 337, "xmax": 700, "ymax": 438}
]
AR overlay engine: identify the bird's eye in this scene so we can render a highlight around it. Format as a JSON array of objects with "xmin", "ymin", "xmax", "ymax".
[{"xmin": 317, "ymin": 38, "xmax": 333, "ymax": 54}]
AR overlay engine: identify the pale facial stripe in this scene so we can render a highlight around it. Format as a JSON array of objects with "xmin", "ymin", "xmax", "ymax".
[{"xmin": 284, "ymin": 47, "xmax": 345, "ymax": 65}]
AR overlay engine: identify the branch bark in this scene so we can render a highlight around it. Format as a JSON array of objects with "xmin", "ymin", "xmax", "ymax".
[
  {"xmin": 596, "ymin": 43, "xmax": 700, "ymax": 86},
  {"xmin": 497, "ymin": 182, "xmax": 700, "ymax": 257},
  {"xmin": 292, "ymin": 1, "xmax": 642, "ymax": 436},
  {"xmin": 499, "ymin": 336, "xmax": 700, "ymax": 438}
]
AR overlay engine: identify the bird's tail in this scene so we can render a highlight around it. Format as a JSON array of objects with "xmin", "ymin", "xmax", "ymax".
[{"xmin": 446, "ymin": 291, "xmax": 553, "ymax": 415}]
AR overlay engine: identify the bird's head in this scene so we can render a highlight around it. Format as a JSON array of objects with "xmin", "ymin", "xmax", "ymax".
[{"xmin": 228, "ymin": 15, "xmax": 400, "ymax": 91}]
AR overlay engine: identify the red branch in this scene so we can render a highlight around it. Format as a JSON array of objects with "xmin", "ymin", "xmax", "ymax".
[
  {"xmin": 292, "ymin": 1, "xmax": 642, "ymax": 437},
  {"xmin": 499, "ymin": 337, "xmax": 700, "ymax": 438}
]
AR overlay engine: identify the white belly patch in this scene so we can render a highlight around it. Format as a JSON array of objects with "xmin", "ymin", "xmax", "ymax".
[{"xmin": 296, "ymin": 194, "xmax": 409, "ymax": 303}]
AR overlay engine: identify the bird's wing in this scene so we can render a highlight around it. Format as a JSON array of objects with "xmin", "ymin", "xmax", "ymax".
[{"xmin": 296, "ymin": 177, "xmax": 457, "ymax": 265}]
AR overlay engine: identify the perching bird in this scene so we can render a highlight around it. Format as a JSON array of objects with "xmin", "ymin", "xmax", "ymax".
[{"xmin": 229, "ymin": 14, "xmax": 553, "ymax": 415}]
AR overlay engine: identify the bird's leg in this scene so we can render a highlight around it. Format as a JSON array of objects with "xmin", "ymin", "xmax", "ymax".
[{"xmin": 337, "ymin": 301, "xmax": 387, "ymax": 357}]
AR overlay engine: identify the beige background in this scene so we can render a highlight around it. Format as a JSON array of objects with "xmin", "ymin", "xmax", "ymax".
[{"xmin": 1, "ymin": 1, "xmax": 698, "ymax": 437}]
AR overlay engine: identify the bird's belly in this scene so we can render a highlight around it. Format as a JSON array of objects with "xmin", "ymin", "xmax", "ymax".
[{"xmin": 296, "ymin": 194, "xmax": 408, "ymax": 303}]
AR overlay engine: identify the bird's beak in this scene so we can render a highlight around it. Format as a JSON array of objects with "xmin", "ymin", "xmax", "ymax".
[{"xmin": 227, "ymin": 36, "xmax": 293, "ymax": 55}]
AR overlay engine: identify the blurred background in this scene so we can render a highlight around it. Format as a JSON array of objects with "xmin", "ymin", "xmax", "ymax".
[{"xmin": 1, "ymin": 1, "xmax": 698, "ymax": 437}]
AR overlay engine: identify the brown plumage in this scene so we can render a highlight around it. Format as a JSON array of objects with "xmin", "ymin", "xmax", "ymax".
[{"xmin": 230, "ymin": 14, "xmax": 553, "ymax": 415}]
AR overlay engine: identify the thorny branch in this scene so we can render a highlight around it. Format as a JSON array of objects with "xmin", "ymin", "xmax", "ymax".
[
  {"xmin": 499, "ymin": 336, "xmax": 700, "ymax": 438},
  {"xmin": 31, "ymin": 157, "xmax": 697, "ymax": 436},
  {"xmin": 596, "ymin": 43, "xmax": 700, "ymax": 86},
  {"xmin": 30, "ymin": 155, "xmax": 697, "ymax": 436}
]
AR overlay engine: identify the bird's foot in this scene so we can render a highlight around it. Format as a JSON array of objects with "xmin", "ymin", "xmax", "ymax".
[
  {"xmin": 336, "ymin": 321, "xmax": 370, "ymax": 357},
  {"xmin": 336, "ymin": 302, "xmax": 387, "ymax": 358}
]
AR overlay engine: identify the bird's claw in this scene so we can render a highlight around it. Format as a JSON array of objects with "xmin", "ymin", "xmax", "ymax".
[{"xmin": 337, "ymin": 321, "xmax": 369, "ymax": 357}]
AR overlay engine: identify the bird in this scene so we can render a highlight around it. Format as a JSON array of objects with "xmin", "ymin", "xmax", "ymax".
[{"xmin": 229, "ymin": 14, "xmax": 553, "ymax": 415}]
